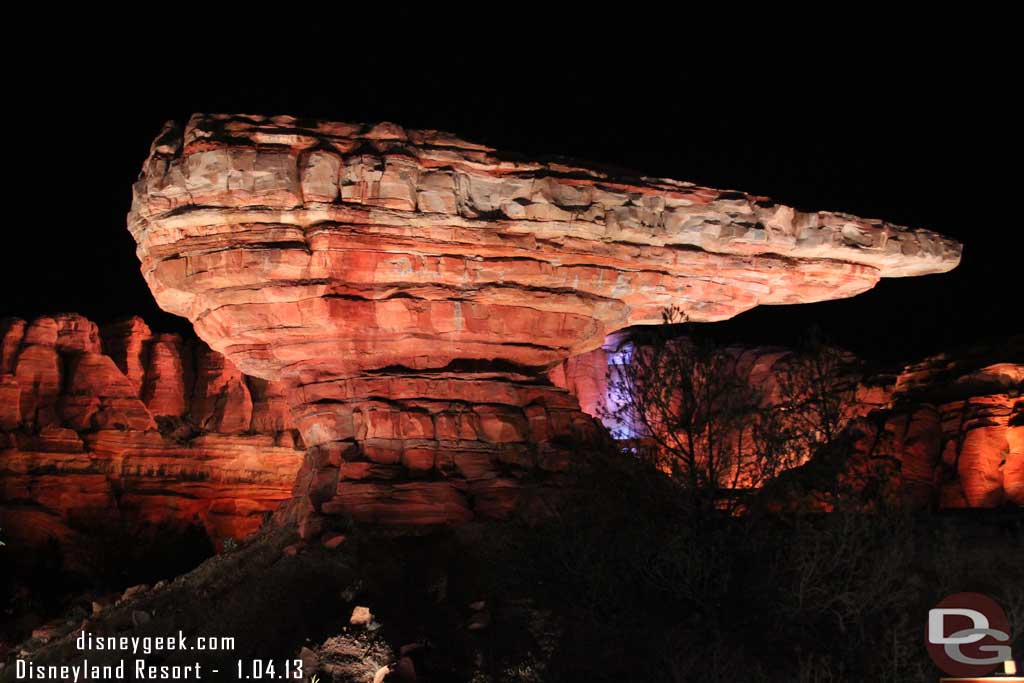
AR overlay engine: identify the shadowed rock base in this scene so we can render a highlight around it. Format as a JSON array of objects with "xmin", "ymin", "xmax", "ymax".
[{"xmin": 283, "ymin": 375, "xmax": 604, "ymax": 531}]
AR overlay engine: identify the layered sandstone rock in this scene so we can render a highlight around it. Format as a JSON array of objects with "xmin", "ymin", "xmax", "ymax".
[
  {"xmin": 142, "ymin": 333, "xmax": 188, "ymax": 418},
  {"xmin": 101, "ymin": 316, "xmax": 152, "ymax": 393},
  {"xmin": 0, "ymin": 314, "xmax": 303, "ymax": 564},
  {"xmin": 127, "ymin": 113, "xmax": 961, "ymax": 528},
  {"xmin": 893, "ymin": 348, "xmax": 1024, "ymax": 507}
]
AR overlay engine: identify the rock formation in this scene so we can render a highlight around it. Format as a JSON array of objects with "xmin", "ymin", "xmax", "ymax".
[
  {"xmin": 1, "ymin": 310, "xmax": 1015, "ymax": 578},
  {"xmin": 126, "ymin": 112, "xmax": 961, "ymax": 530},
  {"xmin": 550, "ymin": 337, "xmax": 1022, "ymax": 510},
  {"xmin": 0, "ymin": 314, "xmax": 303, "ymax": 565},
  {"xmin": 879, "ymin": 344, "xmax": 1023, "ymax": 508}
]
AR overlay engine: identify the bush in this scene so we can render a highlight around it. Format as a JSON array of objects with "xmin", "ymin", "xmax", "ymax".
[{"xmin": 467, "ymin": 445, "xmax": 1024, "ymax": 682}]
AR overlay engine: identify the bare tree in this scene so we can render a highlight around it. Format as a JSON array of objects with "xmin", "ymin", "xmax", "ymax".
[
  {"xmin": 774, "ymin": 328, "xmax": 861, "ymax": 462},
  {"xmin": 603, "ymin": 307, "xmax": 794, "ymax": 514}
]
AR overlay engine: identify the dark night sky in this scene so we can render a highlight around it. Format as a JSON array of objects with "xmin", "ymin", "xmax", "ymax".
[{"xmin": 3, "ymin": 18, "xmax": 1019, "ymax": 364}]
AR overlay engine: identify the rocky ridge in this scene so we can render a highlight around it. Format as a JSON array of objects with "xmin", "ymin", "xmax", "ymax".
[{"xmin": 0, "ymin": 313, "xmax": 302, "ymax": 564}]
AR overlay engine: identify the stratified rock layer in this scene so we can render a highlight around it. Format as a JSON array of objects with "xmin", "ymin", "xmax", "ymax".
[
  {"xmin": 127, "ymin": 113, "xmax": 962, "ymax": 528},
  {"xmin": 888, "ymin": 347, "xmax": 1024, "ymax": 508},
  {"xmin": 0, "ymin": 314, "xmax": 303, "ymax": 565}
]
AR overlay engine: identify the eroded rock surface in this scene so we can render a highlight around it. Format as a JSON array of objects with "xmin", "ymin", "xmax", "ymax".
[
  {"xmin": 0, "ymin": 314, "xmax": 303, "ymax": 565},
  {"xmin": 886, "ymin": 346, "xmax": 1024, "ymax": 508},
  {"xmin": 127, "ymin": 113, "xmax": 961, "ymax": 528}
]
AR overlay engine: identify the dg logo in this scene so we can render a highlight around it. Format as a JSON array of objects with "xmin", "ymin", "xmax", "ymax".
[{"xmin": 927, "ymin": 592, "xmax": 1019, "ymax": 680}]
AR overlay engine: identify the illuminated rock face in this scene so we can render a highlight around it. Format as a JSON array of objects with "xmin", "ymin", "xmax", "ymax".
[
  {"xmin": 0, "ymin": 314, "xmax": 302, "ymax": 563},
  {"xmin": 893, "ymin": 351, "xmax": 1023, "ymax": 508},
  {"xmin": 554, "ymin": 339, "xmax": 1022, "ymax": 509},
  {"xmin": 127, "ymin": 113, "xmax": 962, "ymax": 528}
]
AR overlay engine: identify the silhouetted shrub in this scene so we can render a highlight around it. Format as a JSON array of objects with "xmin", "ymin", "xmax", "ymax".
[{"xmin": 467, "ymin": 444, "xmax": 1024, "ymax": 682}]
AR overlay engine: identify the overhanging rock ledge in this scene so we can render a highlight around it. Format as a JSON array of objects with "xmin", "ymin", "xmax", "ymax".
[{"xmin": 127, "ymin": 113, "xmax": 962, "ymax": 529}]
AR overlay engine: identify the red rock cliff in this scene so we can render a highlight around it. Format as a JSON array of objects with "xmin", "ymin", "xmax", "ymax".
[
  {"xmin": 126, "ymin": 113, "xmax": 962, "ymax": 530},
  {"xmin": 0, "ymin": 314, "xmax": 303, "ymax": 564}
]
